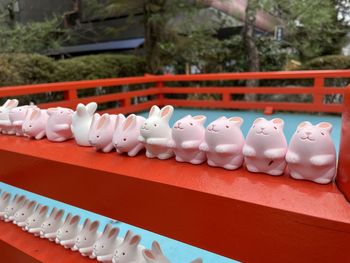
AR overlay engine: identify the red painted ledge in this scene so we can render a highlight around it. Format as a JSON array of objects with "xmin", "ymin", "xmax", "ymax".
[
  {"xmin": 0, "ymin": 221, "xmax": 90, "ymax": 263},
  {"xmin": 0, "ymin": 136, "xmax": 350, "ymax": 263}
]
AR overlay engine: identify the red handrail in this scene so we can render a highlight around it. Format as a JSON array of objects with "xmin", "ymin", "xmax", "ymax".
[{"xmin": 0, "ymin": 70, "xmax": 349, "ymax": 114}]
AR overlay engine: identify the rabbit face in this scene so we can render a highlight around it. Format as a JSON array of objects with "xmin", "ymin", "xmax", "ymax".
[
  {"xmin": 47, "ymin": 107, "xmax": 74, "ymax": 123},
  {"xmin": 9, "ymin": 106, "xmax": 35, "ymax": 122},
  {"xmin": 172, "ymin": 115, "xmax": 206, "ymax": 142},
  {"xmin": 13, "ymin": 200, "xmax": 36, "ymax": 224},
  {"xmin": 93, "ymin": 225, "xmax": 119, "ymax": 256},
  {"xmin": 40, "ymin": 208, "xmax": 64, "ymax": 234},
  {"xmin": 114, "ymin": 114, "xmax": 144, "ymax": 150},
  {"xmin": 250, "ymin": 118, "xmax": 284, "ymax": 137},
  {"xmin": 294, "ymin": 122, "xmax": 332, "ymax": 144},
  {"xmin": 4, "ymin": 195, "xmax": 26, "ymax": 220},
  {"xmin": 205, "ymin": 116, "xmax": 243, "ymax": 145},
  {"xmin": 25, "ymin": 205, "xmax": 48, "ymax": 230},
  {"xmin": 113, "ymin": 231, "xmax": 141, "ymax": 263},
  {"xmin": 56, "ymin": 214, "xmax": 80, "ymax": 242},
  {"xmin": 22, "ymin": 109, "xmax": 48, "ymax": 137},
  {"xmin": 140, "ymin": 105, "xmax": 173, "ymax": 139},
  {"xmin": 88, "ymin": 114, "xmax": 115, "ymax": 149},
  {"xmin": 75, "ymin": 219, "xmax": 99, "ymax": 249}
]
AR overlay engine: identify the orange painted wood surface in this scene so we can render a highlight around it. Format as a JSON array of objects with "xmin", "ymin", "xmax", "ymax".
[
  {"xmin": 0, "ymin": 221, "xmax": 91, "ymax": 263},
  {"xmin": 0, "ymin": 136, "xmax": 350, "ymax": 263}
]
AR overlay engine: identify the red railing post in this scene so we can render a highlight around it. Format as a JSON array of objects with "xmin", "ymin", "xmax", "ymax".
[
  {"xmin": 313, "ymin": 77, "xmax": 325, "ymax": 107},
  {"xmin": 336, "ymin": 88, "xmax": 350, "ymax": 202},
  {"xmin": 156, "ymin": 81, "xmax": 165, "ymax": 106}
]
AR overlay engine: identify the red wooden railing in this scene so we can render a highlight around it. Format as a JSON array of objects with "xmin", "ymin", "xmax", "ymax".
[{"xmin": 0, "ymin": 70, "xmax": 349, "ymax": 114}]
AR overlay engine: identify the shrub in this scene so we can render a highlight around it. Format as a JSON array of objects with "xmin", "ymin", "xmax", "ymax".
[{"xmin": 301, "ymin": 55, "xmax": 350, "ymax": 70}]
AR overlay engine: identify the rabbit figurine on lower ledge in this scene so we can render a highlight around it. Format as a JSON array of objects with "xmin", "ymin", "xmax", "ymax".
[
  {"xmin": 93, "ymin": 224, "xmax": 121, "ymax": 262},
  {"xmin": 286, "ymin": 121, "xmax": 337, "ymax": 184},
  {"xmin": 3, "ymin": 194, "xmax": 26, "ymax": 222},
  {"xmin": 24, "ymin": 204, "xmax": 49, "ymax": 236},
  {"xmin": 56, "ymin": 213, "xmax": 81, "ymax": 249},
  {"xmin": 112, "ymin": 230, "xmax": 145, "ymax": 263},
  {"xmin": 73, "ymin": 219, "xmax": 100, "ymax": 258},
  {"xmin": 13, "ymin": 200, "xmax": 37, "ymax": 228},
  {"xmin": 139, "ymin": 105, "xmax": 174, "ymax": 160},
  {"xmin": 40, "ymin": 208, "xmax": 64, "ymax": 241}
]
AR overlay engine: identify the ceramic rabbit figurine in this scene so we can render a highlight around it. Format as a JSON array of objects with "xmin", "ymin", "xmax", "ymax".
[
  {"xmin": 46, "ymin": 107, "xmax": 74, "ymax": 142},
  {"xmin": 71, "ymin": 102, "xmax": 98, "ymax": 146},
  {"xmin": 0, "ymin": 192, "xmax": 11, "ymax": 220},
  {"xmin": 9, "ymin": 105, "xmax": 38, "ymax": 136},
  {"xmin": 199, "ymin": 116, "xmax": 245, "ymax": 170},
  {"xmin": 243, "ymin": 118, "xmax": 288, "ymax": 176},
  {"xmin": 113, "ymin": 114, "xmax": 145, "ymax": 157},
  {"xmin": 40, "ymin": 208, "xmax": 64, "ymax": 241},
  {"xmin": 139, "ymin": 105, "xmax": 174, "ymax": 160},
  {"xmin": 286, "ymin": 122, "xmax": 337, "ymax": 184},
  {"xmin": 168, "ymin": 115, "xmax": 207, "ymax": 164},
  {"xmin": 25, "ymin": 204, "xmax": 49, "ymax": 236},
  {"xmin": 56, "ymin": 213, "xmax": 81, "ymax": 249},
  {"xmin": 142, "ymin": 241, "xmax": 202, "ymax": 263},
  {"xmin": 0, "ymin": 99, "xmax": 19, "ymax": 134},
  {"xmin": 3, "ymin": 194, "xmax": 26, "ymax": 222},
  {"xmin": 13, "ymin": 200, "xmax": 37, "ymax": 228},
  {"xmin": 72, "ymin": 219, "xmax": 100, "ymax": 258},
  {"xmin": 93, "ymin": 224, "xmax": 121, "ymax": 262},
  {"xmin": 89, "ymin": 113, "xmax": 117, "ymax": 153},
  {"xmin": 22, "ymin": 108, "xmax": 49, "ymax": 140},
  {"xmin": 112, "ymin": 230, "xmax": 145, "ymax": 263}
]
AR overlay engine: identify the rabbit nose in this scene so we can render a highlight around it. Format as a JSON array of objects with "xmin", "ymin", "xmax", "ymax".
[{"xmin": 306, "ymin": 131, "xmax": 312, "ymax": 136}]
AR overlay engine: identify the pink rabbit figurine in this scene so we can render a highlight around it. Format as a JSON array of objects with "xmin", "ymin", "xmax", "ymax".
[
  {"xmin": 243, "ymin": 118, "xmax": 288, "ymax": 176},
  {"xmin": 112, "ymin": 230, "xmax": 145, "ymax": 263},
  {"xmin": 113, "ymin": 114, "xmax": 145, "ymax": 157},
  {"xmin": 46, "ymin": 107, "xmax": 74, "ymax": 142},
  {"xmin": 0, "ymin": 99, "xmax": 19, "ymax": 135},
  {"xmin": 142, "ymin": 241, "xmax": 202, "ymax": 263},
  {"xmin": 139, "ymin": 105, "xmax": 174, "ymax": 160},
  {"xmin": 168, "ymin": 115, "xmax": 207, "ymax": 164},
  {"xmin": 199, "ymin": 116, "xmax": 245, "ymax": 170},
  {"xmin": 286, "ymin": 121, "xmax": 337, "ymax": 184},
  {"xmin": 22, "ymin": 109, "xmax": 49, "ymax": 140},
  {"xmin": 89, "ymin": 113, "xmax": 117, "ymax": 153},
  {"xmin": 9, "ymin": 105, "xmax": 38, "ymax": 136}
]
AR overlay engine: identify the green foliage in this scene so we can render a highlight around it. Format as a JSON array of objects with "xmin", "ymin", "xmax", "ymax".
[
  {"xmin": 301, "ymin": 55, "xmax": 350, "ymax": 70},
  {"xmin": 0, "ymin": 14, "xmax": 66, "ymax": 53},
  {"xmin": 55, "ymin": 54, "xmax": 146, "ymax": 82}
]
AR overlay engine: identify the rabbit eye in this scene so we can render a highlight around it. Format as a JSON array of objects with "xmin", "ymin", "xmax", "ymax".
[
  {"xmin": 123, "ymin": 138, "xmax": 126, "ymax": 141},
  {"xmin": 11, "ymin": 208, "xmax": 14, "ymax": 210},
  {"xmin": 29, "ymin": 125, "xmax": 32, "ymax": 128},
  {"xmin": 22, "ymin": 213, "xmax": 24, "ymax": 216},
  {"xmin": 122, "ymin": 252, "xmax": 126, "ymax": 256},
  {"xmin": 60, "ymin": 111, "xmax": 63, "ymax": 114},
  {"xmin": 225, "ymin": 125, "xmax": 229, "ymax": 128},
  {"xmin": 48, "ymin": 223, "xmax": 51, "ymax": 226},
  {"xmin": 84, "ymin": 237, "xmax": 87, "ymax": 240},
  {"xmin": 33, "ymin": 219, "xmax": 35, "ymax": 222},
  {"xmin": 274, "ymin": 127, "xmax": 277, "ymax": 130},
  {"xmin": 102, "ymin": 245, "xmax": 104, "ymax": 248},
  {"xmin": 154, "ymin": 124, "xmax": 157, "ymax": 127},
  {"xmin": 190, "ymin": 123, "xmax": 194, "ymax": 126},
  {"xmin": 321, "ymin": 132, "xmax": 325, "ymax": 136},
  {"xmin": 19, "ymin": 109, "xmax": 22, "ymax": 111},
  {"xmin": 96, "ymin": 135, "xmax": 100, "ymax": 138},
  {"xmin": 66, "ymin": 230, "xmax": 68, "ymax": 233}
]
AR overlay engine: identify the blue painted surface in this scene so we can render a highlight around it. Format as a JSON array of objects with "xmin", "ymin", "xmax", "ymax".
[{"xmin": 0, "ymin": 109, "xmax": 342, "ymax": 263}]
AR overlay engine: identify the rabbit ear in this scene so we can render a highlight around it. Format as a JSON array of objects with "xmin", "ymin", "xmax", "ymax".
[
  {"xmin": 39, "ymin": 206, "xmax": 48, "ymax": 215},
  {"xmin": 3, "ymin": 99, "xmax": 18, "ymax": 109},
  {"xmin": 191, "ymin": 258, "xmax": 203, "ymax": 263},
  {"xmin": 27, "ymin": 200, "xmax": 37, "ymax": 209},
  {"xmin": 64, "ymin": 213, "xmax": 72, "ymax": 224},
  {"xmin": 55, "ymin": 209, "xmax": 64, "ymax": 220},
  {"xmin": 149, "ymin": 105, "xmax": 160, "ymax": 118},
  {"xmin": 151, "ymin": 241, "xmax": 163, "ymax": 256},
  {"xmin": 229, "ymin": 117, "xmax": 243, "ymax": 127},
  {"xmin": 50, "ymin": 207, "xmax": 58, "ymax": 218},
  {"xmin": 123, "ymin": 230, "xmax": 133, "ymax": 242},
  {"xmin": 2, "ymin": 192, "xmax": 10, "ymax": 201},
  {"xmin": 86, "ymin": 102, "xmax": 97, "ymax": 115},
  {"xmin": 253, "ymin": 117, "xmax": 265, "ymax": 124},
  {"xmin": 193, "ymin": 115, "xmax": 206, "ymax": 125},
  {"xmin": 128, "ymin": 234, "xmax": 141, "ymax": 247},
  {"xmin": 47, "ymin": 108, "xmax": 58, "ymax": 116},
  {"xmin": 297, "ymin": 121, "xmax": 312, "ymax": 130},
  {"xmin": 114, "ymin": 114, "xmax": 125, "ymax": 131},
  {"xmin": 76, "ymin": 104, "xmax": 86, "ymax": 116},
  {"xmin": 160, "ymin": 105, "xmax": 173, "ymax": 122},
  {"xmin": 83, "ymin": 218, "xmax": 91, "ymax": 229},
  {"xmin": 272, "ymin": 118, "xmax": 284, "ymax": 128},
  {"xmin": 70, "ymin": 215, "xmax": 80, "ymax": 225},
  {"xmin": 16, "ymin": 195, "xmax": 25, "ymax": 204},
  {"xmin": 317, "ymin": 122, "xmax": 333, "ymax": 133},
  {"xmin": 142, "ymin": 249, "xmax": 156, "ymax": 261},
  {"xmin": 108, "ymin": 227, "xmax": 119, "ymax": 239},
  {"xmin": 123, "ymin": 114, "xmax": 137, "ymax": 131},
  {"xmin": 97, "ymin": 114, "xmax": 110, "ymax": 130},
  {"xmin": 89, "ymin": 221, "xmax": 99, "ymax": 231},
  {"xmin": 102, "ymin": 224, "xmax": 112, "ymax": 235},
  {"xmin": 30, "ymin": 108, "xmax": 41, "ymax": 120}
]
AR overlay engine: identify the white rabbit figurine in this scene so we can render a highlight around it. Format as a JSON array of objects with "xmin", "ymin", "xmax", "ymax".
[
  {"xmin": 22, "ymin": 108, "xmax": 49, "ymax": 140},
  {"xmin": 71, "ymin": 102, "xmax": 98, "ymax": 146},
  {"xmin": 0, "ymin": 99, "xmax": 19, "ymax": 134},
  {"xmin": 13, "ymin": 200, "xmax": 37, "ymax": 228},
  {"xmin": 9, "ymin": 105, "xmax": 38, "ymax": 136},
  {"xmin": 113, "ymin": 114, "xmax": 145, "ymax": 157},
  {"xmin": 73, "ymin": 219, "xmax": 100, "ymax": 258},
  {"xmin": 40, "ymin": 208, "xmax": 64, "ymax": 241},
  {"xmin": 25, "ymin": 204, "xmax": 49, "ymax": 236},
  {"xmin": 142, "ymin": 241, "xmax": 202, "ymax": 263},
  {"xmin": 139, "ymin": 105, "xmax": 174, "ymax": 160},
  {"xmin": 89, "ymin": 113, "xmax": 117, "ymax": 153},
  {"xmin": 112, "ymin": 230, "xmax": 145, "ymax": 263},
  {"xmin": 93, "ymin": 224, "xmax": 121, "ymax": 262},
  {"xmin": 168, "ymin": 115, "xmax": 207, "ymax": 164},
  {"xmin": 3, "ymin": 194, "xmax": 26, "ymax": 222},
  {"xmin": 0, "ymin": 191, "xmax": 11, "ymax": 220},
  {"xmin": 56, "ymin": 213, "xmax": 81, "ymax": 249}
]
